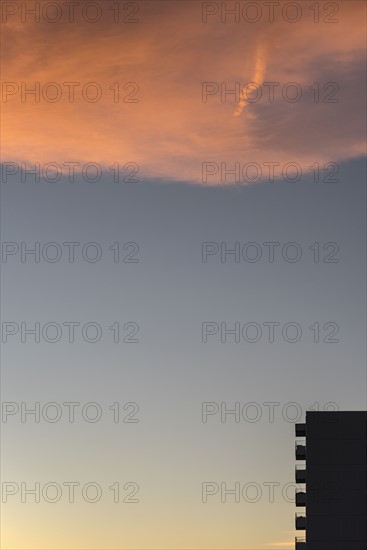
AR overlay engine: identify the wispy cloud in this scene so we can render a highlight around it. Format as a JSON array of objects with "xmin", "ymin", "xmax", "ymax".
[
  {"xmin": 234, "ymin": 43, "xmax": 267, "ymax": 117},
  {"xmin": 2, "ymin": 0, "xmax": 365, "ymax": 183}
]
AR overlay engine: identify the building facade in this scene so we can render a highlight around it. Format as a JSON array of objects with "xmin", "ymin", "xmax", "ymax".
[{"xmin": 295, "ymin": 411, "xmax": 367, "ymax": 550}]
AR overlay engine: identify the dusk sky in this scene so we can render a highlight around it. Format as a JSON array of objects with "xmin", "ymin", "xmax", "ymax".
[{"xmin": 1, "ymin": 1, "xmax": 366, "ymax": 549}]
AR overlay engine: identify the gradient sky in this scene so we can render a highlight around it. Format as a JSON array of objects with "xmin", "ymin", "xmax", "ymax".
[{"xmin": 1, "ymin": 1, "xmax": 366, "ymax": 549}]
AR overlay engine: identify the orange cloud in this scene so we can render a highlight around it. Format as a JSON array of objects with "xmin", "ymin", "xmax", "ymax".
[{"xmin": 1, "ymin": 0, "xmax": 365, "ymax": 183}]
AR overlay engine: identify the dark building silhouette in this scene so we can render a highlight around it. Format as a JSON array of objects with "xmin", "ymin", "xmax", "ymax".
[{"xmin": 295, "ymin": 411, "xmax": 367, "ymax": 550}]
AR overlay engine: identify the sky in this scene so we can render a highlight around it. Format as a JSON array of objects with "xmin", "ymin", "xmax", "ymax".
[{"xmin": 1, "ymin": 1, "xmax": 366, "ymax": 549}]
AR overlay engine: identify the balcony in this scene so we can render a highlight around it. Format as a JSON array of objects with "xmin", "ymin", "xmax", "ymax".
[
  {"xmin": 295, "ymin": 513, "xmax": 306, "ymax": 530},
  {"xmin": 295, "ymin": 423, "xmax": 306, "ymax": 437},
  {"xmin": 295, "ymin": 465, "xmax": 306, "ymax": 483},
  {"xmin": 295, "ymin": 537, "xmax": 306, "ymax": 549},
  {"xmin": 295, "ymin": 490, "xmax": 306, "ymax": 506},
  {"xmin": 295, "ymin": 442, "xmax": 306, "ymax": 460}
]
